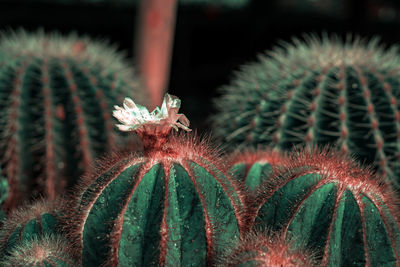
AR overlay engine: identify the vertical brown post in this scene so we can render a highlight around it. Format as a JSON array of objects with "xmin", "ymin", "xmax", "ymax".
[{"xmin": 135, "ymin": 0, "xmax": 178, "ymax": 108}]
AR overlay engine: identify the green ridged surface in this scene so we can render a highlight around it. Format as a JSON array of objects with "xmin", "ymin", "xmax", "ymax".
[
  {"xmin": 256, "ymin": 173, "xmax": 400, "ymax": 266},
  {"xmin": 230, "ymin": 162, "xmax": 272, "ymax": 191},
  {"xmin": 0, "ymin": 30, "xmax": 146, "ymax": 206},
  {"xmin": 82, "ymin": 159, "xmax": 240, "ymax": 266},
  {"xmin": 213, "ymin": 36, "xmax": 400, "ymax": 187},
  {"xmin": 2, "ymin": 213, "xmax": 58, "ymax": 256}
]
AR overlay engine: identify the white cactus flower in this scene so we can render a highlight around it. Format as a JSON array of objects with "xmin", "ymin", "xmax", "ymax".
[{"xmin": 113, "ymin": 93, "xmax": 191, "ymax": 133}]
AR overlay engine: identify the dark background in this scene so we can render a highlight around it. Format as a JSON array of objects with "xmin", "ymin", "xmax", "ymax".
[{"xmin": 0, "ymin": 0, "xmax": 399, "ymax": 133}]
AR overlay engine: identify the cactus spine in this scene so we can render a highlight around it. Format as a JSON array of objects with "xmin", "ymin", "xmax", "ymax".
[
  {"xmin": 216, "ymin": 231, "xmax": 317, "ymax": 267},
  {"xmin": 212, "ymin": 35, "xmax": 400, "ymax": 187},
  {"xmin": 253, "ymin": 147, "xmax": 400, "ymax": 266},
  {"xmin": 72, "ymin": 94, "xmax": 243, "ymax": 266},
  {"xmin": 0, "ymin": 29, "xmax": 148, "ymax": 208}
]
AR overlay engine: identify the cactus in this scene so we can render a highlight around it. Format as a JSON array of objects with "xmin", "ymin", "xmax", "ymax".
[
  {"xmin": 0, "ymin": 198, "xmax": 63, "ymax": 257},
  {"xmin": 229, "ymin": 149, "xmax": 284, "ymax": 192},
  {"xmin": 0, "ymin": 167, "xmax": 9, "ymax": 222},
  {"xmin": 212, "ymin": 35, "xmax": 400, "ymax": 187},
  {"xmin": 215, "ymin": 231, "xmax": 316, "ymax": 267},
  {"xmin": 253, "ymin": 147, "xmax": 400, "ymax": 266},
  {"xmin": 0, "ymin": 234, "xmax": 78, "ymax": 267},
  {"xmin": 71, "ymin": 94, "xmax": 244, "ymax": 266},
  {"xmin": 0, "ymin": 29, "xmax": 148, "ymax": 208}
]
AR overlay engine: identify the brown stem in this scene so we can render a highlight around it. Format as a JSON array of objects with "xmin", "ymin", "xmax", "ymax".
[{"xmin": 135, "ymin": 0, "xmax": 178, "ymax": 109}]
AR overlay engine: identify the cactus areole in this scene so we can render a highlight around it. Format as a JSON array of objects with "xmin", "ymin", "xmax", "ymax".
[{"xmin": 75, "ymin": 94, "xmax": 243, "ymax": 266}]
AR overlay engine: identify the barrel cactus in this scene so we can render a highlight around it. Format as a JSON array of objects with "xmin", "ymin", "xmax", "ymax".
[
  {"xmin": 229, "ymin": 148, "xmax": 284, "ymax": 192},
  {"xmin": 0, "ymin": 29, "xmax": 148, "ymax": 208},
  {"xmin": 0, "ymin": 234, "xmax": 78, "ymax": 267},
  {"xmin": 0, "ymin": 198, "xmax": 62, "ymax": 257},
  {"xmin": 212, "ymin": 35, "xmax": 400, "ymax": 187},
  {"xmin": 253, "ymin": 147, "xmax": 400, "ymax": 266},
  {"xmin": 216, "ymin": 231, "xmax": 316, "ymax": 267},
  {"xmin": 71, "ymin": 94, "xmax": 243, "ymax": 266}
]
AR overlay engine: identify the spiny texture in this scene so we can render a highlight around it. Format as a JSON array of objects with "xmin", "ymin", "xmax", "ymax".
[
  {"xmin": 0, "ymin": 234, "xmax": 78, "ymax": 267},
  {"xmin": 228, "ymin": 149, "xmax": 284, "ymax": 192},
  {"xmin": 228, "ymin": 149, "xmax": 285, "ymax": 230},
  {"xmin": 212, "ymin": 34, "xmax": 400, "ymax": 187},
  {"xmin": 215, "ymin": 231, "xmax": 316, "ymax": 267},
  {"xmin": 253, "ymin": 147, "xmax": 400, "ymax": 266},
  {"xmin": 0, "ymin": 199, "xmax": 62, "ymax": 257},
  {"xmin": 0, "ymin": 29, "xmax": 147, "ymax": 208},
  {"xmin": 72, "ymin": 134, "xmax": 244, "ymax": 266}
]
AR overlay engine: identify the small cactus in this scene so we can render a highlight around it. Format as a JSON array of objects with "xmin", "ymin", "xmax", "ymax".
[
  {"xmin": 0, "ymin": 29, "xmax": 148, "ymax": 209},
  {"xmin": 253, "ymin": 147, "xmax": 400, "ymax": 266},
  {"xmin": 72, "ymin": 94, "xmax": 244, "ymax": 266},
  {"xmin": 228, "ymin": 149, "xmax": 284, "ymax": 192},
  {"xmin": 212, "ymin": 35, "xmax": 400, "ymax": 187},
  {"xmin": 0, "ymin": 198, "xmax": 63, "ymax": 257},
  {"xmin": 215, "ymin": 231, "xmax": 317, "ymax": 267},
  {"xmin": 0, "ymin": 234, "xmax": 78, "ymax": 267},
  {"xmin": 0, "ymin": 167, "xmax": 9, "ymax": 222}
]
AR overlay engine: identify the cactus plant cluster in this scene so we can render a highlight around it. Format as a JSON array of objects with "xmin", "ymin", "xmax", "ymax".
[
  {"xmin": 212, "ymin": 35, "xmax": 400, "ymax": 189},
  {"xmin": 0, "ymin": 30, "xmax": 148, "ymax": 209},
  {"xmin": 0, "ymin": 28, "xmax": 400, "ymax": 267}
]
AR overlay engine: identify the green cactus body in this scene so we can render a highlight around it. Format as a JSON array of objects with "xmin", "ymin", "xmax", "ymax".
[
  {"xmin": 0, "ymin": 30, "xmax": 147, "ymax": 208},
  {"xmin": 0, "ymin": 167, "xmax": 8, "ymax": 221},
  {"xmin": 0, "ymin": 234, "xmax": 78, "ymax": 267},
  {"xmin": 73, "ymin": 94, "xmax": 244, "ymax": 266},
  {"xmin": 0, "ymin": 199, "xmax": 61, "ymax": 257},
  {"xmin": 75, "ymin": 135, "xmax": 242, "ymax": 266},
  {"xmin": 229, "ymin": 149, "xmax": 283, "ymax": 192},
  {"xmin": 212, "ymin": 35, "xmax": 400, "ymax": 187},
  {"xmin": 254, "ymin": 148, "xmax": 400, "ymax": 266}
]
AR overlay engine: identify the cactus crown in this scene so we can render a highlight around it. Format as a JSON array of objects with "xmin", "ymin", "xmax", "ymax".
[
  {"xmin": 113, "ymin": 93, "xmax": 191, "ymax": 152},
  {"xmin": 217, "ymin": 231, "xmax": 317, "ymax": 266},
  {"xmin": 1, "ymin": 29, "xmax": 130, "ymax": 70},
  {"xmin": 269, "ymin": 34, "xmax": 400, "ymax": 70}
]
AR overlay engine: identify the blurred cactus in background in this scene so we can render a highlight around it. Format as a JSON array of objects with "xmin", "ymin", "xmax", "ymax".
[
  {"xmin": 0, "ymin": 167, "xmax": 8, "ymax": 222},
  {"xmin": 212, "ymin": 35, "xmax": 400, "ymax": 188},
  {"xmin": 0, "ymin": 29, "xmax": 148, "ymax": 209}
]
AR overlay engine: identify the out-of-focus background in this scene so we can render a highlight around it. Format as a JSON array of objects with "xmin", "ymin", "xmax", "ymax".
[{"xmin": 0, "ymin": 0, "xmax": 398, "ymax": 132}]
